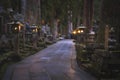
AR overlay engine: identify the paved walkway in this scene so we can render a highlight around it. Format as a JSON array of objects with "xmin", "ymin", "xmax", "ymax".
[{"xmin": 3, "ymin": 40, "xmax": 97, "ymax": 80}]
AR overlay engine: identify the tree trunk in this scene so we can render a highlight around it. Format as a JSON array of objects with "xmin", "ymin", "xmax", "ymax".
[
  {"xmin": 83, "ymin": 0, "xmax": 94, "ymax": 32},
  {"xmin": 99, "ymin": 0, "xmax": 120, "ymax": 44},
  {"xmin": 53, "ymin": 19, "xmax": 58, "ymax": 40}
]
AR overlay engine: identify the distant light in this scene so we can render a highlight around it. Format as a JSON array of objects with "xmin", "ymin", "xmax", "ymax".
[
  {"xmin": 78, "ymin": 30, "xmax": 81, "ymax": 33},
  {"xmin": 73, "ymin": 31, "xmax": 76, "ymax": 34},
  {"xmin": 15, "ymin": 27, "xmax": 18, "ymax": 30},
  {"xmin": 32, "ymin": 28, "xmax": 38, "ymax": 32},
  {"xmin": 36, "ymin": 29, "xmax": 38, "ymax": 32},
  {"xmin": 81, "ymin": 30, "xmax": 84, "ymax": 33},
  {"xmin": 33, "ymin": 29, "xmax": 35, "ymax": 32},
  {"xmin": 18, "ymin": 26, "xmax": 21, "ymax": 31}
]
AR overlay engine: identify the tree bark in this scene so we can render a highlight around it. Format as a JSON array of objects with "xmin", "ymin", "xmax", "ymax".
[{"xmin": 83, "ymin": 0, "xmax": 94, "ymax": 32}]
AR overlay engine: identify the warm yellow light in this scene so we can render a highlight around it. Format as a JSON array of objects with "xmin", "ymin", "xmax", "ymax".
[
  {"xmin": 18, "ymin": 26, "xmax": 21, "ymax": 31},
  {"xmin": 33, "ymin": 29, "xmax": 35, "ymax": 32},
  {"xmin": 73, "ymin": 31, "xmax": 76, "ymax": 34},
  {"xmin": 36, "ymin": 29, "xmax": 38, "ymax": 32},
  {"xmin": 81, "ymin": 30, "xmax": 84, "ymax": 33},
  {"xmin": 78, "ymin": 30, "xmax": 81, "ymax": 33},
  {"xmin": 15, "ymin": 27, "xmax": 18, "ymax": 30}
]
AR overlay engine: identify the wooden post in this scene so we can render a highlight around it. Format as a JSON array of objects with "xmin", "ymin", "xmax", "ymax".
[
  {"xmin": 105, "ymin": 25, "xmax": 109, "ymax": 50},
  {"xmin": 17, "ymin": 33, "xmax": 20, "ymax": 54},
  {"xmin": 14, "ymin": 33, "xmax": 20, "ymax": 55}
]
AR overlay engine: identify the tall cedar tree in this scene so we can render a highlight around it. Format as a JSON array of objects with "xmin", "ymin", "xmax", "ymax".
[{"xmin": 97, "ymin": 0, "xmax": 120, "ymax": 43}]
